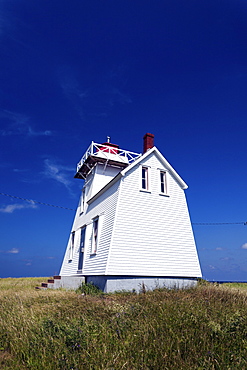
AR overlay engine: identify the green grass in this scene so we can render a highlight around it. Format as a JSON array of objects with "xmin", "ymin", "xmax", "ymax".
[
  {"xmin": 0, "ymin": 278, "xmax": 247, "ymax": 369},
  {"xmin": 222, "ymin": 282, "xmax": 247, "ymax": 290}
]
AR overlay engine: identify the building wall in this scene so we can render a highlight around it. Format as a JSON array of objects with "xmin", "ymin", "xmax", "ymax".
[
  {"xmin": 59, "ymin": 178, "xmax": 121, "ymax": 276},
  {"xmin": 106, "ymin": 151, "xmax": 202, "ymax": 277},
  {"xmin": 87, "ymin": 163, "xmax": 121, "ymax": 200}
]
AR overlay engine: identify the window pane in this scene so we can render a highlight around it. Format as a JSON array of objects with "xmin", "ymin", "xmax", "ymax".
[
  {"xmin": 80, "ymin": 189, "xmax": 85, "ymax": 213},
  {"xmin": 160, "ymin": 171, "xmax": 167, "ymax": 194},
  {"xmin": 161, "ymin": 181, "xmax": 165, "ymax": 193},
  {"xmin": 92, "ymin": 218, "xmax": 99, "ymax": 253},
  {"xmin": 142, "ymin": 167, "xmax": 148, "ymax": 190},
  {"xmin": 69, "ymin": 232, "xmax": 75, "ymax": 260},
  {"xmin": 78, "ymin": 227, "xmax": 86, "ymax": 270},
  {"xmin": 80, "ymin": 227, "xmax": 86, "ymax": 248}
]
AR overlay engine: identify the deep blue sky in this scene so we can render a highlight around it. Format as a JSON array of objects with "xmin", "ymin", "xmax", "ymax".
[{"xmin": 1, "ymin": 0, "xmax": 247, "ymax": 281}]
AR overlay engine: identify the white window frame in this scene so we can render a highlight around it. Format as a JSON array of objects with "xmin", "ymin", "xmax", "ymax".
[
  {"xmin": 80, "ymin": 226, "xmax": 86, "ymax": 253},
  {"xmin": 80, "ymin": 188, "xmax": 85, "ymax": 214},
  {"xmin": 69, "ymin": 231, "xmax": 75, "ymax": 261},
  {"xmin": 158, "ymin": 169, "xmax": 169, "ymax": 196},
  {"xmin": 78, "ymin": 226, "xmax": 86, "ymax": 271},
  {"xmin": 91, "ymin": 217, "xmax": 99, "ymax": 254},
  {"xmin": 140, "ymin": 165, "xmax": 151, "ymax": 192}
]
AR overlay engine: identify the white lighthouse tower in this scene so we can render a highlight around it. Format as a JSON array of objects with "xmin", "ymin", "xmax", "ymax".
[{"xmin": 59, "ymin": 134, "xmax": 202, "ymax": 292}]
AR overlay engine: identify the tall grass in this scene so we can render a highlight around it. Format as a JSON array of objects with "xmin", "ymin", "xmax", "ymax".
[
  {"xmin": 0, "ymin": 278, "xmax": 247, "ymax": 369},
  {"xmin": 0, "ymin": 277, "xmax": 46, "ymax": 291}
]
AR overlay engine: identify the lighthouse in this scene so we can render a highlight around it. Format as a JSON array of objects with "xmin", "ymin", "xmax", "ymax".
[{"xmin": 59, "ymin": 134, "xmax": 202, "ymax": 292}]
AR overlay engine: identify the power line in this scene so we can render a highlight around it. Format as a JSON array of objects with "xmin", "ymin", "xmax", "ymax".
[
  {"xmin": 0, "ymin": 192, "xmax": 75, "ymax": 211},
  {"xmin": 193, "ymin": 222, "xmax": 244, "ymax": 225},
  {"xmin": 0, "ymin": 192, "xmax": 246, "ymax": 225}
]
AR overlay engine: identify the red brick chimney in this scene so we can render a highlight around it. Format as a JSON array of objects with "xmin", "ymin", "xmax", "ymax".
[{"xmin": 143, "ymin": 133, "xmax": 154, "ymax": 153}]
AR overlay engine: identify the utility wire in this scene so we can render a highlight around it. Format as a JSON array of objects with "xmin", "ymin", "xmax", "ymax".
[
  {"xmin": 192, "ymin": 222, "xmax": 247, "ymax": 226},
  {"xmin": 0, "ymin": 192, "xmax": 246, "ymax": 224},
  {"xmin": 0, "ymin": 192, "xmax": 75, "ymax": 211}
]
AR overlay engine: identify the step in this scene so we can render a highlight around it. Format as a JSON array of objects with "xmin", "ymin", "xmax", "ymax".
[{"xmin": 36, "ymin": 276, "xmax": 85, "ymax": 290}]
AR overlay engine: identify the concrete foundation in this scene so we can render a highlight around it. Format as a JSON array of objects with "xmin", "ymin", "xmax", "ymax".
[
  {"xmin": 86, "ymin": 276, "xmax": 198, "ymax": 293},
  {"xmin": 51, "ymin": 276, "xmax": 85, "ymax": 289}
]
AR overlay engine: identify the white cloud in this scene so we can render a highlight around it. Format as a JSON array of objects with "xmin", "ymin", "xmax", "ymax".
[
  {"xmin": 27, "ymin": 126, "xmax": 52, "ymax": 137},
  {"xmin": 43, "ymin": 159, "xmax": 73, "ymax": 190},
  {"xmin": 58, "ymin": 70, "xmax": 87, "ymax": 120},
  {"xmin": 13, "ymin": 168, "xmax": 28, "ymax": 173},
  {"xmin": 0, "ymin": 248, "xmax": 19, "ymax": 254},
  {"xmin": 58, "ymin": 65, "xmax": 131, "ymax": 120},
  {"xmin": 0, "ymin": 201, "xmax": 37, "ymax": 213},
  {"xmin": 220, "ymin": 257, "xmax": 233, "ymax": 261},
  {"xmin": 0, "ymin": 110, "xmax": 28, "ymax": 135},
  {"xmin": 241, "ymin": 243, "xmax": 247, "ymax": 249},
  {"xmin": 216, "ymin": 247, "xmax": 223, "ymax": 251},
  {"xmin": 0, "ymin": 109, "xmax": 52, "ymax": 137},
  {"xmin": 7, "ymin": 248, "xmax": 19, "ymax": 254}
]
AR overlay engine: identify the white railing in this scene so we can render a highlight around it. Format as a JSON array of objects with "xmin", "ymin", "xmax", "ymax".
[{"xmin": 76, "ymin": 141, "xmax": 141, "ymax": 173}]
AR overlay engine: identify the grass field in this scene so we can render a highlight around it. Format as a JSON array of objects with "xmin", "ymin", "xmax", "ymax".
[
  {"xmin": 0, "ymin": 278, "xmax": 247, "ymax": 369},
  {"xmin": 222, "ymin": 282, "xmax": 247, "ymax": 290}
]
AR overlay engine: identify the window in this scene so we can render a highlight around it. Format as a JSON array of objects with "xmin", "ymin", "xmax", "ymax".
[
  {"xmin": 69, "ymin": 231, "xmax": 75, "ymax": 260},
  {"xmin": 78, "ymin": 226, "xmax": 86, "ymax": 270},
  {"xmin": 91, "ymin": 217, "xmax": 99, "ymax": 254},
  {"xmin": 141, "ymin": 166, "xmax": 149, "ymax": 190},
  {"xmin": 80, "ymin": 188, "xmax": 85, "ymax": 214},
  {"xmin": 160, "ymin": 170, "xmax": 168, "ymax": 195}
]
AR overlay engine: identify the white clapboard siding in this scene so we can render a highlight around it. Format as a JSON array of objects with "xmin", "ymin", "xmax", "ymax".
[
  {"xmin": 87, "ymin": 163, "xmax": 121, "ymax": 200},
  {"xmin": 106, "ymin": 151, "xmax": 201, "ymax": 277},
  {"xmin": 60, "ymin": 179, "xmax": 120, "ymax": 276},
  {"xmin": 60, "ymin": 144, "xmax": 201, "ymax": 281},
  {"xmin": 60, "ymin": 228, "xmax": 81, "ymax": 276}
]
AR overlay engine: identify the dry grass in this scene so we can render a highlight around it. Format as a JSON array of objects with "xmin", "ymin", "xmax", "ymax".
[
  {"xmin": 0, "ymin": 278, "xmax": 247, "ymax": 369},
  {"xmin": 0, "ymin": 277, "xmax": 48, "ymax": 291}
]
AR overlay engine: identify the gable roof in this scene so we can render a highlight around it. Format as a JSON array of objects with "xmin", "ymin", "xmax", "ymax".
[
  {"xmin": 87, "ymin": 146, "xmax": 188, "ymax": 204},
  {"xmin": 121, "ymin": 146, "xmax": 188, "ymax": 189}
]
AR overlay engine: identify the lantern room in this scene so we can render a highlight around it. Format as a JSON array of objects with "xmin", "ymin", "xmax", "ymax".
[{"xmin": 74, "ymin": 138, "xmax": 141, "ymax": 180}]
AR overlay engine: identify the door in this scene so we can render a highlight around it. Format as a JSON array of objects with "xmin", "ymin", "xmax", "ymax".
[{"xmin": 78, "ymin": 226, "xmax": 86, "ymax": 271}]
